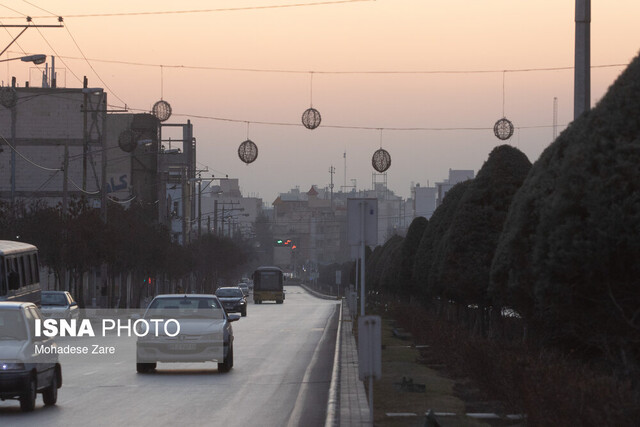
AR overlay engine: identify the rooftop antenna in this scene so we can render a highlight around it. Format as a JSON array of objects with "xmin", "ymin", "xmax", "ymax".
[{"xmin": 343, "ymin": 150, "xmax": 347, "ymax": 191}]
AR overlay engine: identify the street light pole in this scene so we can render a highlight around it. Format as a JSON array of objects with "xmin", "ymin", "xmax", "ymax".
[{"xmin": 574, "ymin": 0, "xmax": 591, "ymax": 119}]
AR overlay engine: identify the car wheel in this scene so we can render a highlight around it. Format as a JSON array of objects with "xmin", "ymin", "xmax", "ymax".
[
  {"xmin": 20, "ymin": 375, "xmax": 37, "ymax": 412},
  {"xmin": 276, "ymin": 299, "xmax": 283, "ymax": 304},
  {"xmin": 136, "ymin": 362, "xmax": 156, "ymax": 373},
  {"xmin": 42, "ymin": 368, "xmax": 58, "ymax": 406},
  {"xmin": 241, "ymin": 307, "xmax": 247, "ymax": 317},
  {"xmin": 218, "ymin": 343, "xmax": 233, "ymax": 373}
]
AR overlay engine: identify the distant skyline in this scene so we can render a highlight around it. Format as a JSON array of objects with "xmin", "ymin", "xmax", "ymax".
[{"xmin": 1, "ymin": 0, "xmax": 639, "ymax": 204}]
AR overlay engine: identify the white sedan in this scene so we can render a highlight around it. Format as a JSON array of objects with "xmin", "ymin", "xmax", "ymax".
[{"xmin": 135, "ymin": 294, "xmax": 239, "ymax": 373}]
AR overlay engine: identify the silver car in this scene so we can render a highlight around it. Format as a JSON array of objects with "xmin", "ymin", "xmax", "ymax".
[
  {"xmin": 0, "ymin": 302, "xmax": 61, "ymax": 411},
  {"xmin": 136, "ymin": 294, "xmax": 239, "ymax": 374},
  {"xmin": 238, "ymin": 283, "xmax": 250, "ymax": 297},
  {"xmin": 40, "ymin": 291, "xmax": 79, "ymax": 320}
]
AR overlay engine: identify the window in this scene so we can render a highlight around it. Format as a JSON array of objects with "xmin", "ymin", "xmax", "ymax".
[
  {"xmin": 31, "ymin": 254, "xmax": 39, "ymax": 282},
  {"xmin": 0, "ymin": 258, "xmax": 5, "ymax": 296},
  {"xmin": 22, "ymin": 255, "xmax": 32, "ymax": 285},
  {"xmin": 18, "ymin": 256, "xmax": 26, "ymax": 286}
]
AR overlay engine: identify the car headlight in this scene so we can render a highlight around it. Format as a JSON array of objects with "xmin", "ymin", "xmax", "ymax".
[{"xmin": 1, "ymin": 362, "xmax": 25, "ymax": 371}]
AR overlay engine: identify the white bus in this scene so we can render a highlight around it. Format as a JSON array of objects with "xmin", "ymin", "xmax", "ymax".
[{"xmin": 0, "ymin": 241, "xmax": 41, "ymax": 305}]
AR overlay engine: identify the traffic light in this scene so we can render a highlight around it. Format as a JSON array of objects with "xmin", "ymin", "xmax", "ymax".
[{"xmin": 274, "ymin": 238, "xmax": 293, "ymax": 246}]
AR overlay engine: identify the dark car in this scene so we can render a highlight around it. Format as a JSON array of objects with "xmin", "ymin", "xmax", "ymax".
[{"xmin": 215, "ymin": 287, "xmax": 247, "ymax": 317}]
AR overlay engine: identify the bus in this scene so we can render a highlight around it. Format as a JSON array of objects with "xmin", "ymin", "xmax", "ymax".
[
  {"xmin": 0, "ymin": 241, "xmax": 41, "ymax": 305},
  {"xmin": 252, "ymin": 266, "xmax": 285, "ymax": 304}
]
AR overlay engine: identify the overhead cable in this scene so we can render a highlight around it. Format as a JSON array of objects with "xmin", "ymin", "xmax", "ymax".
[{"xmin": 0, "ymin": 0, "xmax": 375, "ymax": 19}]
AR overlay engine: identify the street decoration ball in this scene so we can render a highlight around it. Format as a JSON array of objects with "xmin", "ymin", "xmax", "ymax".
[
  {"xmin": 152, "ymin": 100, "xmax": 172, "ymax": 122},
  {"xmin": 372, "ymin": 148, "xmax": 391, "ymax": 172},
  {"xmin": 238, "ymin": 139, "xmax": 258, "ymax": 164},
  {"xmin": 302, "ymin": 107, "xmax": 321, "ymax": 130},
  {"xmin": 494, "ymin": 117, "xmax": 514, "ymax": 140}
]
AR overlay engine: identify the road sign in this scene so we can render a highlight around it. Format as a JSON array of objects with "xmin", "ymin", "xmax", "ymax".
[{"xmin": 347, "ymin": 198, "xmax": 378, "ymax": 247}]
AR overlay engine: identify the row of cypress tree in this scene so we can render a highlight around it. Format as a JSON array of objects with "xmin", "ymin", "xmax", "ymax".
[{"xmin": 366, "ymin": 51, "xmax": 640, "ymax": 376}]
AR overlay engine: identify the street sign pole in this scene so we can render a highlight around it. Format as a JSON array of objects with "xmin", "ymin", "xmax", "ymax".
[{"xmin": 358, "ymin": 315, "xmax": 381, "ymax": 425}]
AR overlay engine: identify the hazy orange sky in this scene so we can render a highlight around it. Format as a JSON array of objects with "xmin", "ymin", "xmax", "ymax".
[{"xmin": 1, "ymin": 0, "xmax": 639, "ymax": 204}]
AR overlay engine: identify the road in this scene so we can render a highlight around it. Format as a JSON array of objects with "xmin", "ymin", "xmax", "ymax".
[{"xmin": 0, "ymin": 286, "xmax": 339, "ymax": 427}]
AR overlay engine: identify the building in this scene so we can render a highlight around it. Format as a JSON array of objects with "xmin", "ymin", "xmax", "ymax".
[
  {"xmin": 412, "ymin": 183, "xmax": 437, "ymax": 220},
  {"xmin": 435, "ymin": 169, "xmax": 475, "ymax": 206},
  {"xmin": 272, "ymin": 186, "xmax": 346, "ymax": 275},
  {"xmin": 198, "ymin": 178, "xmax": 263, "ymax": 239}
]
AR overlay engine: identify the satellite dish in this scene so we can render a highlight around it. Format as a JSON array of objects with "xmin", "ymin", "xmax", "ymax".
[{"xmin": 118, "ymin": 130, "xmax": 137, "ymax": 153}]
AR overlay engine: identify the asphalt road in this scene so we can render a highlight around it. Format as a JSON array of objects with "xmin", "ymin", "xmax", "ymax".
[{"xmin": 0, "ymin": 286, "xmax": 339, "ymax": 427}]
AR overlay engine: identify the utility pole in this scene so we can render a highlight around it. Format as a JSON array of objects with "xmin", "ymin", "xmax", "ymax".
[
  {"xmin": 10, "ymin": 77, "xmax": 16, "ymax": 208},
  {"xmin": 329, "ymin": 165, "xmax": 335, "ymax": 209},
  {"xmin": 221, "ymin": 206, "xmax": 225, "ymax": 236},
  {"xmin": 82, "ymin": 77, "xmax": 88, "ymax": 190},
  {"xmin": 100, "ymin": 91, "xmax": 108, "ymax": 223},
  {"xmin": 574, "ymin": 0, "xmax": 591, "ymax": 119},
  {"xmin": 62, "ymin": 143, "xmax": 69, "ymax": 215},
  {"xmin": 213, "ymin": 200, "xmax": 218, "ymax": 235},
  {"xmin": 197, "ymin": 175, "xmax": 202, "ymax": 239},
  {"xmin": 181, "ymin": 166, "xmax": 188, "ymax": 244}
]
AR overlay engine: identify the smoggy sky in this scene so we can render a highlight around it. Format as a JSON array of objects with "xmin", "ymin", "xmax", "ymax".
[{"xmin": 1, "ymin": 0, "xmax": 639, "ymax": 204}]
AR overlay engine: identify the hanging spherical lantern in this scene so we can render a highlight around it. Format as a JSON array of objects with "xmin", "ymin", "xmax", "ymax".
[
  {"xmin": 494, "ymin": 117, "xmax": 514, "ymax": 140},
  {"xmin": 302, "ymin": 107, "xmax": 321, "ymax": 130},
  {"xmin": 152, "ymin": 100, "xmax": 172, "ymax": 122},
  {"xmin": 372, "ymin": 148, "xmax": 391, "ymax": 173},
  {"xmin": 0, "ymin": 87, "xmax": 17, "ymax": 108},
  {"xmin": 238, "ymin": 139, "xmax": 258, "ymax": 164}
]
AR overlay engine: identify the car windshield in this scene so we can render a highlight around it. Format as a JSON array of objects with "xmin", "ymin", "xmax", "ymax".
[
  {"xmin": 216, "ymin": 288, "xmax": 243, "ymax": 297},
  {"xmin": 42, "ymin": 293, "xmax": 68, "ymax": 306},
  {"xmin": 0, "ymin": 310, "xmax": 28, "ymax": 340},
  {"xmin": 147, "ymin": 297, "xmax": 224, "ymax": 319}
]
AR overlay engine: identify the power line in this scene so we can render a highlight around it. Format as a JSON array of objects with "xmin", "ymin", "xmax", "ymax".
[
  {"xmin": 50, "ymin": 54, "xmax": 629, "ymax": 75},
  {"xmin": 0, "ymin": 132, "xmax": 62, "ymax": 171},
  {"xmin": 11, "ymin": 1, "xmax": 130, "ymax": 107},
  {"xmin": 0, "ymin": 0, "xmax": 375, "ymax": 20},
  {"xmin": 20, "ymin": 0, "xmax": 55, "ymax": 17},
  {"xmin": 31, "ymin": 23, "xmax": 83, "ymax": 85},
  {"xmin": 63, "ymin": 23, "xmax": 127, "ymax": 106},
  {"xmin": 168, "ymin": 110, "xmax": 565, "ymax": 132}
]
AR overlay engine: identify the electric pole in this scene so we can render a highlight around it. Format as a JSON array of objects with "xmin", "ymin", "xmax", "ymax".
[{"xmin": 574, "ymin": 0, "xmax": 591, "ymax": 119}]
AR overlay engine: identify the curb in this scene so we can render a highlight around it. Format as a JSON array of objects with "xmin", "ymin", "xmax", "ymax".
[
  {"xmin": 325, "ymin": 299, "xmax": 343, "ymax": 427},
  {"xmin": 300, "ymin": 283, "xmax": 339, "ymax": 300}
]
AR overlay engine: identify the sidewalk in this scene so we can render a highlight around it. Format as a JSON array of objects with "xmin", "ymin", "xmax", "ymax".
[{"xmin": 338, "ymin": 301, "xmax": 371, "ymax": 426}]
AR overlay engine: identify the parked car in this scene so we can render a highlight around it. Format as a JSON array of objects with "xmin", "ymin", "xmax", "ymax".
[
  {"xmin": 238, "ymin": 283, "xmax": 250, "ymax": 297},
  {"xmin": 136, "ymin": 294, "xmax": 239, "ymax": 373},
  {"xmin": 0, "ymin": 302, "xmax": 62, "ymax": 411},
  {"xmin": 215, "ymin": 287, "xmax": 248, "ymax": 317},
  {"xmin": 40, "ymin": 291, "xmax": 79, "ymax": 320}
]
